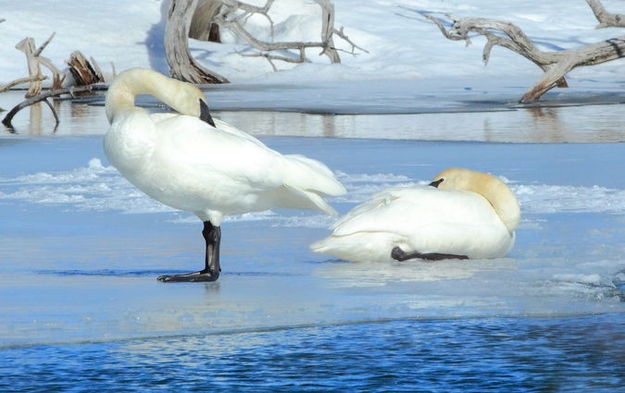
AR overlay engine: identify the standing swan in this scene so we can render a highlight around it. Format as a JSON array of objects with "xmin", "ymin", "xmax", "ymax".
[
  {"xmin": 310, "ymin": 168, "xmax": 520, "ymax": 262},
  {"xmin": 104, "ymin": 68, "xmax": 346, "ymax": 282}
]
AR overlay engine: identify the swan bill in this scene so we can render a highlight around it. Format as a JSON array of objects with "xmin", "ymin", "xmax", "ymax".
[{"xmin": 199, "ymin": 99, "xmax": 216, "ymax": 127}]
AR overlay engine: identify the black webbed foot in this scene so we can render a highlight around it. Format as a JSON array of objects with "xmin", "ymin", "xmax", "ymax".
[
  {"xmin": 157, "ymin": 269, "xmax": 219, "ymax": 283},
  {"xmin": 391, "ymin": 246, "xmax": 469, "ymax": 262}
]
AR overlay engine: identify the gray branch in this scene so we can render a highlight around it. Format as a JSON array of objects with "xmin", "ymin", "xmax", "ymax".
[
  {"xmin": 423, "ymin": 12, "xmax": 625, "ymax": 102},
  {"xmin": 586, "ymin": 0, "xmax": 625, "ymax": 28}
]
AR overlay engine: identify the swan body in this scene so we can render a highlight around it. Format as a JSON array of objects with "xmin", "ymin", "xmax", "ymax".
[
  {"xmin": 104, "ymin": 68, "xmax": 345, "ymax": 281},
  {"xmin": 311, "ymin": 168, "xmax": 520, "ymax": 263}
]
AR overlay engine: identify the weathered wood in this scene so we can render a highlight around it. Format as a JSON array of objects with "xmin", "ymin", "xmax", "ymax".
[
  {"xmin": 189, "ymin": 0, "xmax": 222, "ymax": 42},
  {"xmin": 586, "ymin": 0, "xmax": 625, "ymax": 28},
  {"xmin": 15, "ymin": 38, "xmax": 43, "ymax": 97},
  {"xmin": 0, "ymin": 75, "xmax": 47, "ymax": 93},
  {"xmin": 316, "ymin": 0, "xmax": 341, "ymax": 63},
  {"xmin": 66, "ymin": 51, "xmax": 105, "ymax": 86},
  {"xmin": 165, "ymin": 0, "xmax": 229, "ymax": 83},
  {"xmin": 210, "ymin": 0, "xmax": 364, "ymax": 69},
  {"xmin": 424, "ymin": 12, "xmax": 625, "ymax": 103},
  {"xmin": 14, "ymin": 33, "xmax": 64, "ymax": 95},
  {"xmin": 2, "ymin": 85, "xmax": 93, "ymax": 130}
]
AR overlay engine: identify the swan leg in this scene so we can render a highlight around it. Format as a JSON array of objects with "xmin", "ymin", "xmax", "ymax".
[
  {"xmin": 391, "ymin": 246, "xmax": 468, "ymax": 262},
  {"xmin": 157, "ymin": 221, "xmax": 221, "ymax": 282}
]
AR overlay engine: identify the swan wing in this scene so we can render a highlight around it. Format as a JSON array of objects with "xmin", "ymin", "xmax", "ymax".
[
  {"xmin": 313, "ymin": 186, "xmax": 513, "ymax": 261},
  {"xmin": 149, "ymin": 115, "xmax": 343, "ymax": 215},
  {"xmin": 331, "ymin": 186, "xmax": 501, "ymax": 237},
  {"xmin": 155, "ymin": 116, "xmax": 286, "ymax": 189}
]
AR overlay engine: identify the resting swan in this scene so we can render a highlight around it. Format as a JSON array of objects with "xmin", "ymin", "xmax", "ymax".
[
  {"xmin": 310, "ymin": 168, "xmax": 520, "ymax": 262},
  {"xmin": 104, "ymin": 68, "xmax": 346, "ymax": 282}
]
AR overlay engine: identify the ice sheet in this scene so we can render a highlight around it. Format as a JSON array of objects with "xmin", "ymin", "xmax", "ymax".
[{"xmin": 1, "ymin": 136, "xmax": 624, "ymax": 347}]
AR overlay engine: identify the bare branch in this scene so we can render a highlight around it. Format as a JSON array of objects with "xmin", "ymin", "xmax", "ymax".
[
  {"xmin": 34, "ymin": 32, "xmax": 56, "ymax": 57},
  {"xmin": 422, "ymin": 12, "xmax": 625, "ymax": 102},
  {"xmin": 2, "ymin": 85, "xmax": 93, "ymax": 129},
  {"xmin": 0, "ymin": 75, "xmax": 48, "ymax": 93},
  {"xmin": 209, "ymin": 0, "xmax": 365, "ymax": 70},
  {"xmin": 41, "ymin": 98, "xmax": 60, "ymax": 129},
  {"xmin": 586, "ymin": 0, "xmax": 625, "ymax": 28},
  {"xmin": 333, "ymin": 26, "xmax": 369, "ymax": 55}
]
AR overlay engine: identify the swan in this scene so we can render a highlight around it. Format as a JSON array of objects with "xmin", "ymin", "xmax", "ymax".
[
  {"xmin": 310, "ymin": 168, "xmax": 520, "ymax": 262},
  {"xmin": 104, "ymin": 68, "xmax": 346, "ymax": 282}
]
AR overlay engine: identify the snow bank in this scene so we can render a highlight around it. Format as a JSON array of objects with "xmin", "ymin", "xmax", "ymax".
[{"xmin": 3, "ymin": 0, "xmax": 625, "ymax": 85}]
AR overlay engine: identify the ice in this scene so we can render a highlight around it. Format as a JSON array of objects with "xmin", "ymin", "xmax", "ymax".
[{"xmin": 1, "ymin": 135, "xmax": 625, "ymax": 347}]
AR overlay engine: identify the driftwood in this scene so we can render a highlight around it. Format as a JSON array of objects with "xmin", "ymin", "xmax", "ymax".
[
  {"xmin": 166, "ymin": 0, "xmax": 365, "ymax": 81},
  {"xmin": 66, "ymin": 51, "xmax": 105, "ymax": 86},
  {"xmin": 189, "ymin": 0, "xmax": 222, "ymax": 42},
  {"xmin": 14, "ymin": 34, "xmax": 63, "ymax": 97},
  {"xmin": 586, "ymin": 0, "xmax": 625, "ymax": 28},
  {"xmin": 212, "ymin": 0, "xmax": 366, "ymax": 70},
  {"xmin": 2, "ymin": 85, "xmax": 93, "ymax": 130},
  {"xmin": 0, "ymin": 75, "xmax": 48, "ymax": 93},
  {"xmin": 166, "ymin": 0, "xmax": 230, "ymax": 83},
  {"xmin": 424, "ymin": 0, "xmax": 625, "ymax": 102}
]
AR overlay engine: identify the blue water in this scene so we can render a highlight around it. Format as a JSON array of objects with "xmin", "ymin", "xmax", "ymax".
[{"xmin": 2, "ymin": 314, "xmax": 624, "ymax": 392}]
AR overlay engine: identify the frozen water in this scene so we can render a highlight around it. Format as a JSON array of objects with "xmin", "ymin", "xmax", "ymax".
[{"xmin": 1, "ymin": 132, "xmax": 624, "ymax": 349}]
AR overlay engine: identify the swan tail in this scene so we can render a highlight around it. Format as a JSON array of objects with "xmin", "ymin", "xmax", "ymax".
[
  {"xmin": 284, "ymin": 154, "xmax": 346, "ymax": 196},
  {"xmin": 283, "ymin": 185, "xmax": 338, "ymax": 216}
]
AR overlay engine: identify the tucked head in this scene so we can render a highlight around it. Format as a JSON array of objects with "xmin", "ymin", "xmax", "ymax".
[
  {"xmin": 105, "ymin": 68, "xmax": 207, "ymax": 122},
  {"xmin": 430, "ymin": 168, "xmax": 520, "ymax": 232}
]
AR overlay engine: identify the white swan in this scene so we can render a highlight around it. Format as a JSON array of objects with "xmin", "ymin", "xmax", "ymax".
[
  {"xmin": 104, "ymin": 68, "xmax": 346, "ymax": 282},
  {"xmin": 310, "ymin": 168, "xmax": 520, "ymax": 262}
]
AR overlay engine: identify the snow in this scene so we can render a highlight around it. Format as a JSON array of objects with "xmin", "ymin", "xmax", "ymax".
[{"xmin": 3, "ymin": 0, "xmax": 625, "ymax": 86}]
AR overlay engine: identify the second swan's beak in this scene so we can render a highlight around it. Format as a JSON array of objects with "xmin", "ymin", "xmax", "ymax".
[{"xmin": 429, "ymin": 178, "xmax": 444, "ymax": 188}]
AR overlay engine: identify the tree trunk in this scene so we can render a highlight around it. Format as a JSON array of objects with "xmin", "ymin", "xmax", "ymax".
[
  {"xmin": 189, "ymin": 0, "xmax": 222, "ymax": 42},
  {"xmin": 165, "ymin": 0, "xmax": 229, "ymax": 83}
]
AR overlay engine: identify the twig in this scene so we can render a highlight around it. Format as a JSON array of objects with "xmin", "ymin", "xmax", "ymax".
[
  {"xmin": 213, "ymin": 0, "xmax": 366, "ymax": 69},
  {"xmin": 2, "ymin": 85, "xmax": 93, "ymax": 129},
  {"xmin": 333, "ymin": 26, "xmax": 369, "ymax": 55},
  {"xmin": 34, "ymin": 32, "xmax": 56, "ymax": 57},
  {"xmin": 586, "ymin": 0, "xmax": 625, "ymax": 28},
  {"xmin": 0, "ymin": 75, "xmax": 48, "ymax": 92}
]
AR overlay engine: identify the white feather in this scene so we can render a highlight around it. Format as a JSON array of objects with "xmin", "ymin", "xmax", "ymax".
[
  {"xmin": 104, "ymin": 68, "xmax": 345, "ymax": 226},
  {"xmin": 311, "ymin": 181, "xmax": 518, "ymax": 262}
]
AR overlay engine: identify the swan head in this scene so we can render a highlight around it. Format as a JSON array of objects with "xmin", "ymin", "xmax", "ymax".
[
  {"xmin": 430, "ymin": 168, "xmax": 521, "ymax": 232},
  {"xmin": 105, "ymin": 68, "xmax": 208, "ymax": 123}
]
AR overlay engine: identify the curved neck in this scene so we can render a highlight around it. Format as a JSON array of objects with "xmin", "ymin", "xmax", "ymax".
[
  {"xmin": 480, "ymin": 182, "xmax": 521, "ymax": 233},
  {"xmin": 105, "ymin": 68, "xmax": 202, "ymax": 123},
  {"xmin": 438, "ymin": 169, "xmax": 521, "ymax": 232}
]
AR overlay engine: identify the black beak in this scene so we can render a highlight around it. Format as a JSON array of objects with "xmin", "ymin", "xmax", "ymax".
[
  {"xmin": 429, "ymin": 178, "xmax": 444, "ymax": 188},
  {"xmin": 199, "ymin": 99, "xmax": 216, "ymax": 127}
]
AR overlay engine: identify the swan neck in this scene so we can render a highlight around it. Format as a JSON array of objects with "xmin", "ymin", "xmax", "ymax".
[
  {"xmin": 481, "ymin": 183, "xmax": 520, "ymax": 233},
  {"xmin": 105, "ymin": 69, "xmax": 202, "ymax": 123}
]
